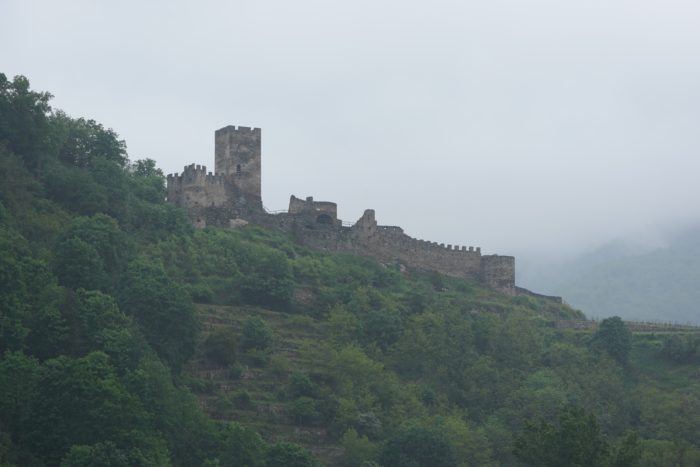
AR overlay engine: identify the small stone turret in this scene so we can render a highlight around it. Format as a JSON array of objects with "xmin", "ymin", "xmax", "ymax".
[
  {"xmin": 288, "ymin": 195, "xmax": 340, "ymax": 227},
  {"xmin": 480, "ymin": 255, "xmax": 516, "ymax": 295},
  {"xmin": 166, "ymin": 164, "xmax": 226, "ymax": 228}
]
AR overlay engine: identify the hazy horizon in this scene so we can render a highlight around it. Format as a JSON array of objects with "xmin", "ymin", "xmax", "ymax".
[{"xmin": 3, "ymin": 0, "xmax": 700, "ymax": 272}]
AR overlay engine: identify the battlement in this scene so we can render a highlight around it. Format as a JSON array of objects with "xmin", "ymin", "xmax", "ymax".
[
  {"xmin": 166, "ymin": 164, "xmax": 229, "ymax": 223},
  {"xmin": 350, "ymin": 210, "xmax": 481, "ymax": 257},
  {"xmin": 289, "ymin": 195, "xmax": 337, "ymax": 214},
  {"xmin": 215, "ymin": 125, "xmax": 261, "ymax": 135},
  {"xmin": 167, "ymin": 164, "xmax": 227, "ymax": 185},
  {"xmin": 413, "ymin": 239, "xmax": 481, "ymax": 254}
]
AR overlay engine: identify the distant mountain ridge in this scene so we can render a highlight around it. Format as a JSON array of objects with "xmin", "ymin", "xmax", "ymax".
[{"xmin": 523, "ymin": 227, "xmax": 700, "ymax": 324}]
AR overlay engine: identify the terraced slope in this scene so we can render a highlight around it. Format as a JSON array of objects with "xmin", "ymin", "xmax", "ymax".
[{"xmin": 185, "ymin": 304, "xmax": 343, "ymax": 464}]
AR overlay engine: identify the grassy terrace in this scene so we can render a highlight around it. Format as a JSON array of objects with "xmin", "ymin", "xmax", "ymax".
[{"xmin": 185, "ymin": 305, "xmax": 342, "ymax": 463}]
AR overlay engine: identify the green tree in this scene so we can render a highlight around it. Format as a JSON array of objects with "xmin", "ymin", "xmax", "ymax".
[
  {"xmin": 288, "ymin": 397, "xmax": 318, "ymax": 425},
  {"xmin": 60, "ymin": 214, "xmax": 128, "ymax": 278},
  {"xmin": 241, "ymin": 316, "xmax": 273, "ymax": 351},
  {"xmin": 24, "ymin": 285, "xmax": 68, "ymax": 360},
  {"xmin": 126, "ymin": 161, "xmax": 191, "ymax": 240},
  {"xmin": 217, "ymin": 422, "xmax": 265, "ymax": 467},
  {"xmin": 514, "ymin": 405, "xmax": 609, "ymax": 467},
  {"xmin": 0, "ymin": 74, "xmax": 52, "ymax": 171},
  {"xmin": 288, "ymin": 371, "xmax": 319, "ymax": 399},
  {"xmin": 593, "ymin": 316, "xmax": 632, "ymax": 366},
  {"xmin": 88, "ymin": 157, "xmax": 129, "ymax": 220},
  {"xmin": 610, "ymin": 432, "xmax": 642, "ymax": 467},
  {"xmin": 60, "ymin": 289, "xmax": 147, "ymax": 370},
  {"xmin": 0, "ymin": 352, "xmax": 39, "ymax": 443},
  {"xmin": 25, "ymin": 352, "xmax": 147, "ymax": 465},
  {"xmin": 44, "ymin": 162, "xmax": 110, "ymax": 215},
  {"xmin": 239, "ymin": 246, "xmax": 293, "ymax": 310},
  {"xmin": 360, "ymin": 308, "xmax": 402, "ymax": 351},
  {"xmin": 118, "ymin": 258, "xmax": 200, "ymax": 371},
  {"xmin": 53, "ymin": 237, "xmax": 106, "ymax": 290},
  {"xmin": 123, "ymin": 356, "xmax": 218, "ymax": 466},
  {"xmin": 61, "ymin": 434, "xmax": 171, "ymax": 467},
  {"xmin": 61, "ymin": 442, "xmax": 131, "ymax": 467},
  {"xmin": 203, "ymin": 328, "xmax": 237, "ymax": 367},
  {"xmin": 0, "ymin": 228, "xmax": 63, "ymax": 355},
  {"xmin": 639, "ymin": 439, "xmax": 700, "ymax": 467},
  {"xmin": 341, "ymin": 428, "xmax": 379, "ymax": 467},
  {"xmin": 264, "ymin": 442, "xmax": 321, "ymax": 467},
  {"xmin": 50, "ymin": 111, "xmax": 127, "ymax": 168},
  {"xmin": 130, "ymin": 159, "xmax": 166, "ymax": 203},
  {"xmin": 0, "ymin": 233, "xmax": 30, "ymax": 351},
  {"xmin": 661, "ymin": 334, "xmax": 699, "ymax": 363},
  {"xmin": 380, "ymin": 427, "xmax": 457, "ymax": 467}
]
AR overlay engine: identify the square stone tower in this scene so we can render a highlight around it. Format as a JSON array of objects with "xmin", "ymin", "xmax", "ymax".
[{"xmin": 215, "ymin": 125, "xmax": 262, "ymax": 207}]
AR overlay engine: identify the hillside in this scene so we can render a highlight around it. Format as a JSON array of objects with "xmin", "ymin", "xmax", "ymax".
[
  {"xmin": 2, "ymin": 73, "xmax": 700, "ymax": 466},
  {"xmin": 523, "ymin": 232, "xmax": 700, "ymax": 324}
]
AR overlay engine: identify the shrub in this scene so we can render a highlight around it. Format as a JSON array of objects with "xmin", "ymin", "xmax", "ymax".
[
  {"xmin": 188, "ymin": 284, "xmax": 214, "ymax": 304},
  {"xmin": 355, "ymin": 412, "xmax": 382, "ymax": 440},
  {"xmin": 265, "ymin": 442, "xmax": 321, "ymax": 467},
  {"xmin": 218, "ymin": 422, "xmax": 266, "ymax": 467},
  {"xmin": 231, "ymin": 390, "xmax": 255, "ymax": 410},
  {"xmin": 341, "ymin": 428, "xmax": 379, "ymax": 467},
  {"xmin": 287, "ymin": 314, "xmax": 315, "ymax": 330},
  {"xmin": 380, "ymin": 427, "xmax": 457, "ymax": 467},
  {"xmin": 662, "ymin": 334, "xmax": 699, "ymax": 363},
  {"xmin": 268, "ymin": 355, "xmax": 290, "ymax": 380},
  {"xmin": 288, "ymin": 397, "xmax": 318, "ymax": 425},
  {"xmin": 288, "ymin": 371, "xmax": 319, "ymax": 399},
  {"xmin": 242, "ymin": 348, "xmax": 271, "ymax": 368},
  {"xmin": 229, "ymin": 363, "xmax": 243, "ymax": 380},
  {"xmin": 241, "ymin": 317, "xmax": 273, "ymax": 351},
  {"xmin": 592, "ymin": 316, "xmax": 632, "ymax": 366},
  {"xmin": 204, "ymin": 328, "xmax": 237, "ymax": 367}
]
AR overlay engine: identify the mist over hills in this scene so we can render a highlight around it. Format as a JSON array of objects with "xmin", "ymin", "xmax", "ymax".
[{"xmin": 520, "ymin": 225, "xmax": 700, "ymax": 324}]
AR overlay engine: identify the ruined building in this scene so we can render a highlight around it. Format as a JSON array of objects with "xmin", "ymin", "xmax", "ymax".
[{"xmin": 167, "ymin": 125, "xmax": 517, "ymax": 295}]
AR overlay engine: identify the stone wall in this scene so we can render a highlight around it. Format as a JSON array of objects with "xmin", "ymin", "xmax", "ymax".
[
  {"xmin": 480, "ymin": 255, "xmax": 516, "ymax": 295},
  {"xmin": 166, "ymin": 164, "xmax": 227, "ymax": 228},
  {"xmin": 165, "ymin": 125, "xmax": 517, "ymax": 295},
  {"xmin": 515, "ymin": 286, "xmax": 563, "ymax": 303},
  {"xmin": 348, "ymin": 209, "xmax": 486, "ymax": 280},
  {"xmin": 288, "ymin": 195, "xmax": 340, "ymax": 227},
  {"xmin": 256, "ymin": 208, "xmax": 516, "ymax": 295}
]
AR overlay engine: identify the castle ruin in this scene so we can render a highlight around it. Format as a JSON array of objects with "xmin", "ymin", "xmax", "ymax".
[{"xmin": 167, "ymin": 125, "xmax": 518, "ymax": 295}]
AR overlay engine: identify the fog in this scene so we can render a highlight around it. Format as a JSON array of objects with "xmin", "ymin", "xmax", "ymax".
[{"xmin": 3, "ymin": 0, "xmax": 700, "ymax": 278}]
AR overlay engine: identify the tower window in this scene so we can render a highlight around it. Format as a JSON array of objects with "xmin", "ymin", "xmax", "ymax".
[{"xmin": 236, "ymin": 164, "xmax": 241, "ymax": 174}]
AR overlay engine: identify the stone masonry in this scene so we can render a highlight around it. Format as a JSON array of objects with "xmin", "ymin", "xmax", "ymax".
[{"xmin": 167, "ymin": 125, "xmax": 519, "ymax": 295}]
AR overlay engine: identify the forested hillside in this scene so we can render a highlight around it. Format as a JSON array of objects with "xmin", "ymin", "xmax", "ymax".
[{"xmin": 2, "ymin": 74, "xmax": 700, "ymax": 466}]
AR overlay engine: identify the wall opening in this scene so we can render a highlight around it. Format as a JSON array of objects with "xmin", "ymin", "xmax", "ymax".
[
  {"xmin": 236, "ymin": 164, "xmax": 241, "ymax": 174},
  {"xmin": 316, "ymin": 214, "xmax": 333, "ymax": 225}
]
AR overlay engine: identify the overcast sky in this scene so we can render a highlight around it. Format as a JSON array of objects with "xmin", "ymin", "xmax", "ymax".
[{"xmin": 3, "ymin": 0, "xmax": 700, "ymax": 273}]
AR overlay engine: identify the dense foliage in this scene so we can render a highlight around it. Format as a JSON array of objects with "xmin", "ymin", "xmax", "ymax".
[
  {"xmin": 0, "ymin": 74, "xmax": 317, "ymax": 466},
  {"xmin": 2, "ymin": 74, "xmax": 700, "ymax": 466}
]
